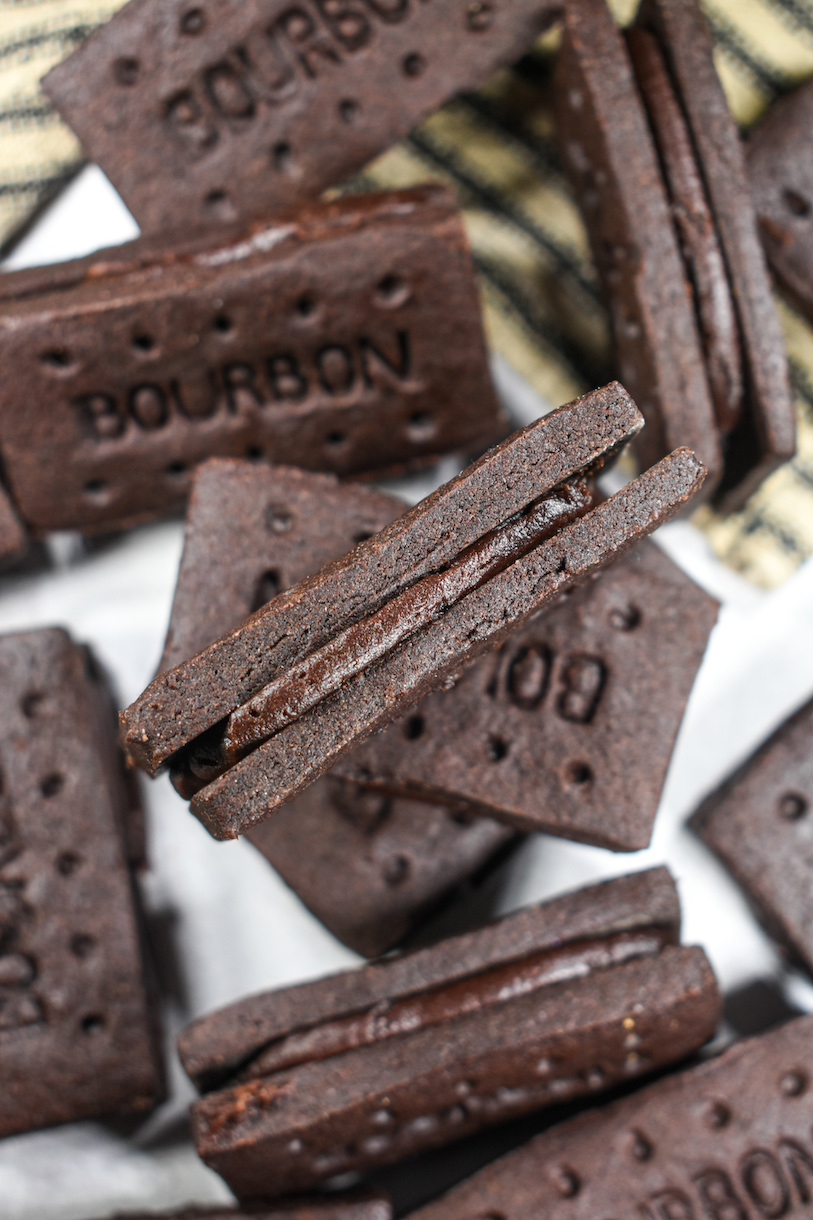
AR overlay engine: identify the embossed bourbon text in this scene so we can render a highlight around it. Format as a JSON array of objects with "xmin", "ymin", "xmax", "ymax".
[{"xmin": 164, "ymin": 0, "xmax": 434, "ymax": 155}]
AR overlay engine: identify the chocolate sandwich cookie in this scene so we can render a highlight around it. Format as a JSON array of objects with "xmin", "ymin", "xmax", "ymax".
[
  {"xmin": 162, "ymin": 459, "xmax": 513, "ymax": 956},
  {"xmin": 409, "ymin": 1014, "xmax": 813, "ymax": 1220},
  {"xmin": 691, "ymin": 695, "xmax": 813, "ymax": 979},
  {"xmin": 43, "ymin": 1, "xmax": 561, "ymax": 235},
  {"xmin": 556, "ymin": 0, "xmax": 793, "ymax": 511},
  {"xmin": 0, "ymin": 628, "xmax": 165, "ymax": 1138},
  {"xmin": 165, "ymin": 457, "xmax": 716, "ymax": 856},
  {"xmin": 0, "ymin": 186, "xmax": 502, "ymax": 536},
  {"xmin": 120, "ymin": 384, "xmax": 707, "ymax": 840},
  {"xmin": 179, "ymin": 868, "xmax": 720, "ymax": 1198},
  {"xmin": 748, "ymin": 78, "xmax": 813, "ymax": 325},
  {"xmin": 96, "ymin": 1194, "xmax": 391, "ymax": 1220}
]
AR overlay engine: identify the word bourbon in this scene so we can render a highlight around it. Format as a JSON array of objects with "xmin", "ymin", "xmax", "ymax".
[
  {"xmin": 164, "ymin": 0, "xmax": 434, "ymax": 153},
  {"xmin": 71, "ymin": 330, "xmax": 415, "ymax": 442},
  {"xmin": 638, "ymin": 1132, "xmax": 813, "ymax": 1219}
]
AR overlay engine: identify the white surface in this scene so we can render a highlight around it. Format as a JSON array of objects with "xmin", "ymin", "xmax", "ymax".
[{"xmin": 1, "ymin": 168, "xmax": 811, "ymax": 1219}]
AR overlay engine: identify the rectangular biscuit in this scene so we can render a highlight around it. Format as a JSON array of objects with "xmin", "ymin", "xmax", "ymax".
[
  {"xmin": 0, "ymin": 628, "xmax": 165, "ymax": 1137},
  {"xmin": 180, "ymin": 869, "xmax": 720, "ymax": 1197},
  {"xmin": 408, "ymin": 1015, "xmax": 813, "ymax": 1220},
  {"xmin": 0, "ymin": 186, "xmax": 503, "ymax": 535},
  {"xmin": 337, "ymin": 538, "xmax": 718, "ymax": 850},
  {"xmin": 42, "ymin": 0, "xmax": 562, "ymax": 234},
  {"xmin": 691, "ymin": 695, "xmax": 813, "ymax": 978}
]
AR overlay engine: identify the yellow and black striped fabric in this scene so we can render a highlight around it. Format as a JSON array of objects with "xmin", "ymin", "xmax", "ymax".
[{"xmin": 3, "ymin": 0, "xmax": 813, "ymax": 585}]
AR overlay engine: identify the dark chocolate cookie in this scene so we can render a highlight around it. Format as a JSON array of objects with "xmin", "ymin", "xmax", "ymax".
[{"xmin": 0, "ymin": 628, "xmax": 165, "ymax": 1137}]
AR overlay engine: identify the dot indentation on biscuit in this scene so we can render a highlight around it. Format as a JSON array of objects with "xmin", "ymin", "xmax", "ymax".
[
  {"xmin": 467, "ymin": 1, "xmax": 494, "ymax": 30},
  {"xmin": 83, "ymin": 479, "xmax": 109, "ymax": 502},
  {"xmin": 252, "ymin": 569, "xmax": 282, "ymax": 611},
  {"xmin": 272, "ymin": 142, "xmax": 295, "ymax": 174},
  {"xmin": 21, "ymin": 692, "xmax": 43, "ymax": 719},
  {"xmin": 264, "ymin": 505, "xmax": 294, "ymax": 534},
  {"xmin": 339, "ymin": 99, "xmax": 360, "ymax": 124},
  {"xmin": 297, "ymin": 295, "xmax": 317, "ymax": 318},
  {"xmin": 214, "ymin": 314, "xmax": 233, "ymax": 334},
  {"xmin": 40, "ymin": 349, "xmax": 74, "ymax": 373},
  {"xmin": 487, "ymin": 735, "xmax": 509, "ymax": 762},
  {"xmin": 609, "ymin": 604, "xmax": 641, "ymax": 631},
  {"xmin": 383, "ymin": 855, "xmax": 410, "ymax": 886},
  {"xmin": 703, "ymin": 1100, "xmax": 731, "ymax": 1129},
  {"xmin": 566, "ymin": 760, "xmax": 593, "ymax": 788},
  {"xmin": 405, "ymin": 714, "xmax": 425, "ymax": 741},
  {"xmin": 629, "ymin": 1130, "xmax": 653, "ymax": 1161},
  {"xmin": 325, "ymin": 431, "xmax": 347, "ymax": 449},
  {"xmin": 204, "ymin": 189, "xmax": 236, "ymax": 221},
  {"xmin": 778, "ymin": 791, "xmax": 807, "ymax": 821},
  {"xmin": 132, "ymin": 333, "xmax": 155, "ymax": 354},
  {"xmin": 40, "ymin": 773, "xmax": 63, "ymax": 798},
  {"xmin": 784, "ymin": 188, "xmax": 811, "ymax": 217},
  {"xmin": 80, "ymin": 1013, "xmax": 106, "ymax": 1036},
  {"xmin": 113, "ymin": 57, "xmax": 140, "ymax": 86},
  {"xmin": 403, "ymin": 53, "xmax": 426, "ymax": 77},
  {"xmin": 180, "ymin": 7, "xmax": 206, "ymax": 34},
  {"xmin": 71, "ymin": 934, "xmax": 95, "ymax": 959},
  {"xmin": 57, "ymin": 852, "xmax": 82, "ymax": 876},
  {"xmin": 377, "ymin": 274, "xmax": 408, "ymax": 306},
  {"xmin": 550, "ymin": 1166, "xmax": 581, "ymax": 1198},
  {"xmin": 166, "ymin": 461, "xmax": 187, "ymax": 479},
  {"xmin": 407, "ymin": 412, "xmax": 436, "ymax": 442},
  {"xmin": 780, "ymin": 1070, "xmax": 807, "ymax": 1096}
]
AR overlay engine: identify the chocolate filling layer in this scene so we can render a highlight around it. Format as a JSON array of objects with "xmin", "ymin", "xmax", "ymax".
[
  {"xmin": 171, "ymin": 475, "xmax": 594, "ymax": 796},
  {"xmin": 626, "ymin": 25, "xmax": 744, "ymax": 435},
  {"xmin": 234, "ymin": 928, "xmax": 671, "ymax": 1085}
]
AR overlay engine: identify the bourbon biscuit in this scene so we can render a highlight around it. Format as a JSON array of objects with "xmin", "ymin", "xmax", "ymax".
[
  {"xmin": 0, "ymin": 187, "xmax": 503, "ymax": 535},
  {"xmin": 408, "ymin": 1016, "xmax": 813, "ymax": 1220},
  {"xmin": 43, "ymin": 0, "xmax": 562, "ymax": 234},
  {"xmin": 180, "ymin": 869, "xmax": 720, "ymax": 1197},
  {"xmin": 0, "ymin": 628, "xmax": 165, "ymax": 1137},
  {"xmin": 691, "ymin": 695, "xmax": 813, "ymax": 978}
]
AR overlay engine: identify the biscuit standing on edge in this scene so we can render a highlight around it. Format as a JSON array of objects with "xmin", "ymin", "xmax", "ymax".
[
  {"xmin": 120, "ymin": 384, "xmax": 707, "ymax": 840},
  {"xmin": 42, "ymin": 0, "xmax": 563, "ymax": 233},
  {"xmin": 0, "ymin": 186, "xmax": 504, "ymax": 537},
  {"xmin": 691, "ymin": 696, "xmax": 813, "ymax": 979},
  {"xmin": 179, "ymin": 868, "xmax": 720, "ymax": 1198},
  {"xmin": 407, "ymin": 1015, "xmax": 813, "ymax": 1220},
  {"xmin": 0, "ymin": 629, "xmax": 165, "ymax": 1138},
  {"xmin": 556, "ymin": 0, "xmax": 793, "ymax": 510},
  {"xmin": 161, "ymin": 459, "xmax": 514, "ymax": 958}
]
